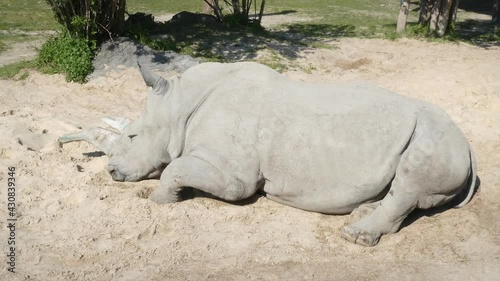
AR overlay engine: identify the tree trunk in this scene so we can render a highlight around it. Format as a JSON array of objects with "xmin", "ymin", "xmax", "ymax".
[
  {"xmin": 232, "ymin": 0, "xmax": 240, "ymax": 14},
  {"xmin": 448, "ymin": 0, "xmax": 459, "ymax": 31},
  {"xmin": 494, "ymin": 0, "xmax": 500, "ymax": 24},
  {"xmin": 110, "ymin": 0, "xmax": 126, "ymax": 35},
  {"xmin": 241, "ymin": 0, "xmax": 248, "ymax": 16},
  {"xmin": 396, "ymin": 0, "xmax": 410, "ymax": 33},
  {"xmin": 419, "ymin": 0, "xmax": 430, "ymax": 24},
  {"xmin": 257, "ymin": 0, "xmax": 266, "ymax": 23},
  {"xmin": 425, "ymin": 0, "xmax": 459, "ymax": 37},
  {"xmin": 437, "ymin": 0, "xmax": 452, "ymax": 37},
  {"xmin": 429, "ymin": 0, "xmax": 442, "ymax": 34}
]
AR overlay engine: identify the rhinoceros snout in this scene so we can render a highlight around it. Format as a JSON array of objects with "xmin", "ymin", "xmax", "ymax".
[{"xmin": 108, "ymin": 166, "xmax": 125, "ymax": 182}]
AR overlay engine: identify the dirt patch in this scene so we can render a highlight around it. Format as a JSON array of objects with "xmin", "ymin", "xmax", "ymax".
[
  {"xmin": 0, "ymin": 39, "xmax": 44, "ymax": 67},
  {"xmin": 336, "ymin": 57, "xmax": 372, "ymax": 70}
]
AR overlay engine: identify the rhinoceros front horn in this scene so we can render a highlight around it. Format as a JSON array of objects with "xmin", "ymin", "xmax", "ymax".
[
  {"xmin": 137, "ymin": 62, "xmax": 169, "ymax": 94},
  {"xmin": 58, "ymin": 127, "xmax": 119, "ymax": 155}
]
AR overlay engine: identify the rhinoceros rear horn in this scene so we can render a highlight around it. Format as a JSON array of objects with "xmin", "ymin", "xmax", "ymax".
[
  {"xmin": 58, "ymin": 127, "xmax": 119, "ymax": 155},
  {"xmin": 101, "ymin": 116, "xmax": 131, "ymax": 132},
  {"xmin": 137, "ymin": 62, "xmax": 169, "ymax": 95}
]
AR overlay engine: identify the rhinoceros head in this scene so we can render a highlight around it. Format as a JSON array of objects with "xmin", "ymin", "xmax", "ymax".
[{"xmin": 59, "ymin": 64, "xmax": 173, "ymax": 181}]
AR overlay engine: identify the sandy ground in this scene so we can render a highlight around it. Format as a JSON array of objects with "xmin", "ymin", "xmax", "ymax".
[{"xmin": 1, "ymin": 18, "xmax": 500, "ymax": 281}]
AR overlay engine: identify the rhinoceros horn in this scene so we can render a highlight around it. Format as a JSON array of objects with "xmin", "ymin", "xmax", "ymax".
[
  {"xmin": 58, "ymin": 127, "xmax": 119, "ymax": 155},
  {"xmin": 101, "ymin": 116, "xmax": 131, "ymax": 132},
  {"xmin": 137, "ymin": 62, "xmax": 169, "ymax": 95}
]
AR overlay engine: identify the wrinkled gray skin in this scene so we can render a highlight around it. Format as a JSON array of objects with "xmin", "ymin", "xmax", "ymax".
[{"xmin": 60, "ymin": 62, "xmax": 477, "ymax": 246}]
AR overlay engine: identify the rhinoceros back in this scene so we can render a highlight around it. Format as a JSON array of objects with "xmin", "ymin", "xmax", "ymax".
[{"xmin": 181, "ymin": 63, "xmax": 426, "ymax": 213}]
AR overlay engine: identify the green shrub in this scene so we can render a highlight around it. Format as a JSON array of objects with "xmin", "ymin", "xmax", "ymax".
[
  {"xmin": 37, "ymin": 0, "xmax": 126, "ymax": 83},
  {"xmin": 37, "ymin": 35, "xmax": 95, "ymax": 83}
]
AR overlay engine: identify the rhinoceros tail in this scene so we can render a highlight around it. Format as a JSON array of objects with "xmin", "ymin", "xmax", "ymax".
[{"xmin": 455, "ymin": 146, "xmax": 477, "ymax": 208}]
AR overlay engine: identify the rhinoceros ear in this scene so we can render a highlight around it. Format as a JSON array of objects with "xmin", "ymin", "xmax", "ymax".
[
  {"xmin": 58, "ymin": 127, "xmax": 119, "ymax": 155},
  {"xmin": 101, "ymin": 116, "xmax": 131, "ymax": 132},
  {"xmin": 137, "ymin": 62, "xmax": 169, "ymax": 95}
]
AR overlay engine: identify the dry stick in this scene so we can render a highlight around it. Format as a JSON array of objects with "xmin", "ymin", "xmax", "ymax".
[
  {"xmin": 202, "ymin": 0, "xmax": 213, "ymax": 14},
  {"xmin": 203, "ymin": 0, "xmax": 223, "ymax": 20},
  {"xmin": 96, "ymin": 22, "xmax": 114, "ymax": 44},
  {"xmin": 96, "ymin": 21, "xmax": 131, "ymax": 68}
]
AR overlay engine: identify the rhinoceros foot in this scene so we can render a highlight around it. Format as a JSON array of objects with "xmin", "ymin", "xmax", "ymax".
[
  {"xmin": 149, "ymin": 188, "xmax": 179, "ymax": 204},
  {"xmin": 341, "ymin": 225, "xmax": 381, "ymax": 247}
]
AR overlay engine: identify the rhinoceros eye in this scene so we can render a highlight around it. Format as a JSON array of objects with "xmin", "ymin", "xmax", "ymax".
[{"xmin": 128, "ymin": 134, "xmax": 137, "ymax": 141}]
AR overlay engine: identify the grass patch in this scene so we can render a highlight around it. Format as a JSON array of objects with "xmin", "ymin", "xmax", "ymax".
[
  {"xmin": 257, "ymin": 49, "xmax": 290, "ymax": 73},
  {"xmin": 0, "ymin": 0, "xmax": 56, "ymax": 31},
  {"xmin": 127, "ymin": 0, "xmax": 401, "ymax": 38},
  {"xmin": 271, "ymin": 0, "xmax": 400, "ymax": 37},
  {"xmin": 0, "ymin": 60, "xmax": 34, "ymax": 80},
  {"xmin": 127, "ymin": 0, "xmax": 200, "ymax": 15}
]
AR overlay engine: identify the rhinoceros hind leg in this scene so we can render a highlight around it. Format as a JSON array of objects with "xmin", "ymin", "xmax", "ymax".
[
  {"xmin": 341, "ymin": 135, "xmax": 468, "ymax": 246},
  {"xmin": 341, "ymin": 180, "xmax": 417, "ymax": 246}
]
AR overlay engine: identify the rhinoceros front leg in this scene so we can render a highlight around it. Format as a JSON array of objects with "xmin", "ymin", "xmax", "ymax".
[{"xmin": 149, "ymin": 156, "xmax": 257, "ymax": 204}]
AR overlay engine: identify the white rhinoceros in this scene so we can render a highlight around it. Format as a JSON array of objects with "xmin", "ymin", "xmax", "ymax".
[{"xmin": 60, "ymin": 62, "xmax": 477, "ymax": 246}]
